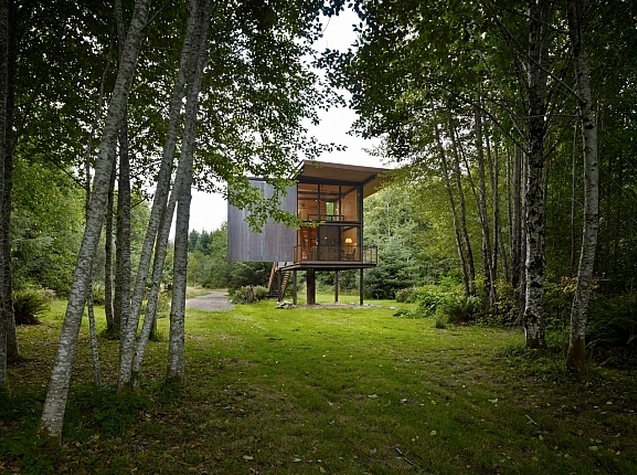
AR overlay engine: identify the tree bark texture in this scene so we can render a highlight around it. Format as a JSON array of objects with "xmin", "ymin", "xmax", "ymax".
[
  {"xmin": 167, "ymin": 0, "xmax": 212, "ymax": 383},
  {"xmin": 104, "ymin": 163, "xmax": 116, "ymax": 332},
  {"xmin": 0, "ymin": 0, "xmax": 11, "ymax": 389},
  {"xmin": 475, "ymin": 104, "xmax": 497, "ymax": 309},
  {"xmin": 523, "ymin": 0, "xmax": 550, "ymax": 349},
  {"xmin": 447, "ymin": 111, "xmax": 476, "ymax": 295},
  {"xmin": 114, "ymin": 0, "xmax": 133, "ymax": 386},
  {"xmin": 39, "ymin": 0, "xmax": 150, "ymax": 439},
  {"xmin": 121, "ymin": 0, "xmax": 204, "ymax": 388},
  {"xmin": 566, "ymin": 0, "xmax": 599, "ymax": 373},
  {"xmin": 436, "ymin": 124, "xmax": 471, "ymax": 297}
]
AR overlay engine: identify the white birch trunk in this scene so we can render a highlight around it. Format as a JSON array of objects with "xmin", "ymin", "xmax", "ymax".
[
  {"xmin": 38, "ymin": 0, "xmax": 150, "ymax": 439},
  {"xmin": 119, "ymin": 0, "xmax": 203, "ymax": 388},
  {"xmin": 133, "ymin": 189, "xmax": 176, "ymax": 377},
  {"xmin": 114, "ymin": 0, "xmax": 133, "ymax": 386},
  {"xmin": 566, "ymin": 0, "xmax": 598, "ymax": 372},
  {"xmin": 167, "ymin": 0, "xmax": 211, "ymax": 383},
  {"xmin": 523, "ymin": 0, "xmax": 550, "ymax": 348}
]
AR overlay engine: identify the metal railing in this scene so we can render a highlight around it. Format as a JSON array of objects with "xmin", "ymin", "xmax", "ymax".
[{"xmin": 293, "ymin": 245, "xmax": 377, "ymax": 265}]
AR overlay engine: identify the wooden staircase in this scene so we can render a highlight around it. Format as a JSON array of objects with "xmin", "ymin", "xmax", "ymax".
[{"xmin": 268, "ymin": 262, "xmax": 291, "ymax": 300}]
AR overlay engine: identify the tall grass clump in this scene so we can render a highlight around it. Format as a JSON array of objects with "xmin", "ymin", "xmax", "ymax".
[
  {"xmin": 13, "ymin": 290, "xmax": 49, "ymax": 325},
  {"xmin": 442, "ymin": 295, "xmax": 481, "ymax": 324}
]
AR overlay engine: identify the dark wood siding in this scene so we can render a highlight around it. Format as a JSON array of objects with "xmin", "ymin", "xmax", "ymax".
[{"xmin": 227, "ymin": 180, "xmax": 297, "ymax": 262}]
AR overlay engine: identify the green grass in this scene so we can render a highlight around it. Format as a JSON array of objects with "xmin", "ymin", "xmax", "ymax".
[{"xmin": 3, "ymin": 297, "xmax": 636, "ymax": 474}]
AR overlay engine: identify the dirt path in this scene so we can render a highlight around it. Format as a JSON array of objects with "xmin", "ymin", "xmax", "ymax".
[{"xmin": 186, "ymin": 290, "xmax": 234, "ymax": 312}]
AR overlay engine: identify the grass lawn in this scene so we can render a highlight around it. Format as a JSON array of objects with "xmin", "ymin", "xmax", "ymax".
[{"xmin": 2, "ymin": 295, "xmax": 636, "ymax": 474}]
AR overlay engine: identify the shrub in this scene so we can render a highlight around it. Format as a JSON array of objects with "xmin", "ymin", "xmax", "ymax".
[
  {"xmin": 91, "ymin": 283, "xmax": 106, "ymax": 306},
  {"xmin": 434, "ymin": 309, "xmax": 448, "ymax": 329},
  {"xmin": 395, "ymin": 287, "xmax": 415, "ymax": 303},
  {"xmin": 230, "ymin": 285, "xmax": 270, "ymax": 304},
  {"xmin": 586, "ymin": 293, "xmax": 637, "ymax": 367},
  {"xmin": 415, "ymin": 289, "xmax": 446, "ymax": 317},
  {"xmin": 442, "ymin": 295, "xmax": 481, "ymax": 325},
  {"xmin": 12, "ymin": 290, "xmax": 48, "ymax": 325}
]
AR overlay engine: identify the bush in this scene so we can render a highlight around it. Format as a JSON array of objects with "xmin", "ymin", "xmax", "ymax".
[
  {"xmin": 12, "ymin": 290, "xmax": 48, "ymax": 325},
  {"xmin": 230, "ymin": 285, "xmax": 269, "ymax": 304},
  {"xmin": 586, "ymin": 293, "xmax": 637, "ymax": 367},
  {"xmin": 442, "ymin": 295, "xmax": 481, "ymax": 325}
]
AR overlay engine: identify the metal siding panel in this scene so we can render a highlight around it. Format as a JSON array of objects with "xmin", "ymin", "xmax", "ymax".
[{"xmin": 227, "ymin": 181, "xmax": 296, "ymax": 262}]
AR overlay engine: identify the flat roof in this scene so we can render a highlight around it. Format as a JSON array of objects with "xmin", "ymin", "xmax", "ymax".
[{"xmin": 295, "ymin": 160, "xmax": 389, "ymax": 198}]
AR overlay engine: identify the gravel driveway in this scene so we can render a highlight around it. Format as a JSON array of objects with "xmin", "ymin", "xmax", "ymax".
[{"xmin": 186, "ymin": 290, "xmax": 234, "ymax": 312}]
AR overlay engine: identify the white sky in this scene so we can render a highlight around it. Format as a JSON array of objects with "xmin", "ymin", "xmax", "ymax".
[{"xmin": 188, "ymin": 9, "xmax": 385, "ymax": 233}]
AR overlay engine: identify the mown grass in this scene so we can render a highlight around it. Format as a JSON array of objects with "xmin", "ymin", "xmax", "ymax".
[{"xmin": 2, "ymin": 295, "xmax": 636, "ymax": 474}]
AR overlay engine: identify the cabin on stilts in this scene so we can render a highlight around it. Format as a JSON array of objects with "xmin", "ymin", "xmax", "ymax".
[{"xmin": 227, "ymin": 160, "xmax": 388, "ymax": 305}]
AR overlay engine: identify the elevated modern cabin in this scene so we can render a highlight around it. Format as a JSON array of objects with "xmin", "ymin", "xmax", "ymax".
[{"xmin": 228, "ymin": 160, "xmax": 387, "ymax": 304}]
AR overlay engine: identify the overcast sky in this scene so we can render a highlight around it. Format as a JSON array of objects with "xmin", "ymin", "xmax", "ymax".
[{"xmin": 188, "ymin": 9, "xmax": 385, "ymax": 233}]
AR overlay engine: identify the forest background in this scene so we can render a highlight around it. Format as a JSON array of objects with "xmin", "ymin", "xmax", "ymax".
[{"xmin": 1, "ymin": 0, "xmax": 636, "ymax": 449}]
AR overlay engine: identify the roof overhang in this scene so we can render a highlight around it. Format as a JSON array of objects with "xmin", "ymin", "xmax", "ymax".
[{"xmin": 294, "ymin": 160, "xmax": 389, "ymax": 198}]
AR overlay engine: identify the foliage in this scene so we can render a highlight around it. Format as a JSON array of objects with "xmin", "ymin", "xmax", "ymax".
[
  {"xmin": 442, "ymin": 295, "xmax": 482, "ymax": 325},
  {"xmin": 230, "ymin": 285, "xmax": 269, "ymax": 304},
  {"xmin": 12, "ymin": 290, "xmax": 49, "ymax": 325},
  {"xmin": 187, "ymin": 224, "xmax": 271, "ymax": 291},
  {"xmin": 586, "ymin": 294, "xmax": 637, "ymax": 367}
]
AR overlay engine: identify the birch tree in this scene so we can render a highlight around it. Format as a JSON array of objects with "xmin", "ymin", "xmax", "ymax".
[
  {"xmin": 118, "ymin": 0, "xmax": 205, "ymax": 390},
  {"xmin": 166, "ymin": 0, "xmax": 211, "ymax": 384},
  {"xmin": 565, "ymin": 0, "xmax": 598, "ymax": 372},
  {"xmin": 38, "ymin": 0, "xmax": 150, "ymax": 439},
  {"xmin": 522, "ymin": 0, "xmax": 551, "ymax": 349},
  {"xmin": 0, "ymin": 0, "xmax": 11, "ymax": 390}
]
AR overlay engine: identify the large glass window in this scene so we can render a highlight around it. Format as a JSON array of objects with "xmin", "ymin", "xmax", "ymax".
[{"xmin": 296, "ymin": 182, "xmax": 362, "ymax": 261}]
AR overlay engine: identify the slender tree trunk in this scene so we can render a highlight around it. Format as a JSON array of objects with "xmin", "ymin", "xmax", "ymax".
[
  {"xmin": 566, "ymin": 0, "xmax": 599, "ymax": 373},
  {"xmin": 475, "ymin": 104, "xmax": 496, "ymax": 309},
  {"xmin": 570, "ymin": 119, "xmax": 579, "ymax": 272},
  {"xmin": 114, "ymin": 0, "xmax": 133, "ymax": 385},
  {"xmin": 84, "ymin": 136, "xmax": 102, "ymax": 387},
  {"xmin": 104, "ymin": 163, "xmax": 116, "ymax": 333},
  {"xmin": 167, "ymin": 0, "xmax": 212, "ymax": 384},
  {"xmin": 38, "ymin": 0, "xmax": 150, "ymax": 439},
  {"xmin": 0, "ymin": 0, "xmax": 11, "ymax": 390},
  {"xmin": 523, "ymin": 0, "xmax": 550, "ymax": 349},
  {"xmin": 133, "ymin": 188, "xmax": 177, "ymax": 378},
  {"xmin": 447, "ymin": 110, "xmax": 475, "ymax": 295},
  {"xmin": 509, "ymin": 144, "xmax": 523, "ymax": 290},
  {"xmin": 435, "ymin": 124, "xmax": 470, "ymax": 296},
  {"xmin": 489, "ymin": 133, "xmax": 504, "ymax": 302},
  {"xmin": 119, "ymin": 0, "xmax": 203, "ymax": 389}
]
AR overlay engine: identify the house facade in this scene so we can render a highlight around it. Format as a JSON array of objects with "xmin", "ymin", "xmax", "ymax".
[{"xmin": 228, "ymin": 160, "xmax": 387, "ymax": 304}]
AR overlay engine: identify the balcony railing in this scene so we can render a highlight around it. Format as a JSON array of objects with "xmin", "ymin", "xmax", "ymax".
[{"xmin": 293, "ymin": 244, "xmax": 377, "ymax": 265}]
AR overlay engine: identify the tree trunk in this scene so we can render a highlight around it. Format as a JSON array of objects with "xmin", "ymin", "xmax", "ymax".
[
  {"xmin": 133, "ymin": 188, "xmax": 177, "ymax": 378},
  {"xmin": 0, "ymin": 0, "xmax": 11, "ymax": 390},
  {"xmin": 435, "ymin": 124, "xmax": 470, "ymax": 296},
  {"xmin": 475, "ymin": 104, "xmax": 496, "ymax": 309},
  {"xmin": 167, "ymin": 0, "xmax": 212, "ymax": 384},
  {"xmin": 38, "ymin": 0, "xmax": 150, "ymax": 439},
  {"xmin": 84, "ymin": 132, "xmax": 102, "ymax": 387},
  {"xmin": 104, "ymin": 162, "xmax": 116, "ymax": 333},
  {"xmin": 565, "ymin": 0, "xmax": 599, "ymax": 373},
  {"xmin": 114, "ymin": 0, "xmax": 133, "ymax": 385},
  {"xmin": 447, "ymin": 111, "xmax": 476, "ymax": 295},
  {"xmin": 509, "ymin": 144, "xmax": 524, "ymax": 290},
  {"xmin": 120, "ymin": 0, "xmax": 203, "ymax": 389},
  {"xmin": 523, "ymin": 0, "xmax": 550, "ymax": 349}
]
